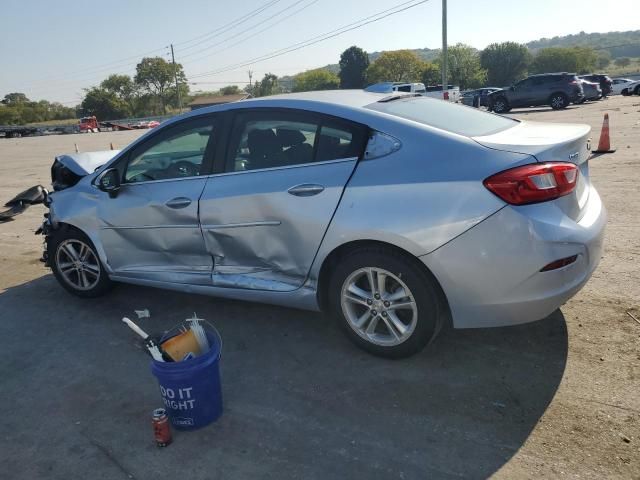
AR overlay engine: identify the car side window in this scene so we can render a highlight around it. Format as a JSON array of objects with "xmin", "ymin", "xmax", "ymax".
[
  {"xmin": 124, "ymin": 118, "xmax": 215, "ymax": 183},
  {"xmin": 226, "ymin": 112, "xmax": 366, "ymax": 172},
  {"xmin": 397, "ymin": 85, "xmax": 412, "ymax": 92}
]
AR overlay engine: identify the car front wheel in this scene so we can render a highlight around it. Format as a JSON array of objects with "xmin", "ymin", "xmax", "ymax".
[
  {"xmin": 49, "ymin": 228, "xmax": 113, "ymax": 298},
  {"xmin": 329, "ymin": 247, "xmax": 442, "ymax": 358},
  {"xmin": 491, "ymin": 96, "xmax": 510, "ymax": 113}
]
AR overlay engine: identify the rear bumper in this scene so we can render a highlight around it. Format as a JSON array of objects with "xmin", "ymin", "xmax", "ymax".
[{"xmin": 421, "ymin": 188, "xmax": 606, "ymax": 328}]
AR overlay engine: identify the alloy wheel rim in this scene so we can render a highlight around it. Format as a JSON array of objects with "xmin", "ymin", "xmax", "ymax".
[
  {"xmin": 56, "ymin": 239, "xmax": 101, "ymax": 290},
  {"xmin": 341, "ymin": 267, "xmax": 418, "ymax": 347},
  {"xmin": 552, "ymin": 96, "xmax": 563, "ymax": 108}
]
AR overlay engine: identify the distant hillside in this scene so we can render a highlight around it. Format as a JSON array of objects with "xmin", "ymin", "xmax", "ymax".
[
  {"xmin": 278, "ymin": 31, "xmax": 640, "ymax": 88},
  {"xmin": 526, "ymin": 30, "xmax": 640, "ymax": 58}
]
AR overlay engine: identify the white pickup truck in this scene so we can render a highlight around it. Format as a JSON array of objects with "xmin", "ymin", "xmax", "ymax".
[{"xmin": 365, "ymin": 82, "xmax": 460, "ymax": 102}]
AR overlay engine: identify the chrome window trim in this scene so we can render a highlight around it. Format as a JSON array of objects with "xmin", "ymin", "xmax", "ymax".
[
  {"xmin": 207, "ymin": 156, "xmax": 358, "ymax": 178},
  {"xmin": 106, "ymin": 157, "xmax": 358, "ymax": 186}
]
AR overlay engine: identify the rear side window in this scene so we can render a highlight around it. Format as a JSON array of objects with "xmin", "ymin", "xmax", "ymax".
[
  {"xmin": 367, "ymin": 97, "xmax": 517, "ymax": 137},
  {"xmin": 226, "ymin": 111, "xmax": 366, "ymax": 172}
]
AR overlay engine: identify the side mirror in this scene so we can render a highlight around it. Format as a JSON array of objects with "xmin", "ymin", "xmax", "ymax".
[{"xmin": 97, "ymin": 168, "xmax": 121, "ymax": 198}]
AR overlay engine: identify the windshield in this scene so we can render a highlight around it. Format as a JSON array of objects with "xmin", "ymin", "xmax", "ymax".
[{"xmin": 366, "ymin": 96, "xmax": 518, "ymax": 137}]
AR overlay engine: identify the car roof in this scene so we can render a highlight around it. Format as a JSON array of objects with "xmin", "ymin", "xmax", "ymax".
[{"xmin": 194, "ymin": 90, "xmax": 390, "ymax": 113}]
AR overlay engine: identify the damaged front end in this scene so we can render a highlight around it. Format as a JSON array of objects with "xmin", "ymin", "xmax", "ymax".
[{"xmin": 37, "ymin": 150, "xmax": 119, "ymax": 265}]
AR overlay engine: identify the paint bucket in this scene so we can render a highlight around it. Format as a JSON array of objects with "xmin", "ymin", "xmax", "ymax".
[{"xmin": 150, "ymin": 326, "xmax": 222, "ymax": 430}]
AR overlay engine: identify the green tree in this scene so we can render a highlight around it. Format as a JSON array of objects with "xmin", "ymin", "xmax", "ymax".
[
  {"xmin": 100, "ymin": 74, "xmax": 137, "ymax": 116},
  {"xmin": 220, "ymin": 85, "xmax": 241, "ymax": 95},
  {"xmin": 292, "ymin": 69, "xmax": 339, "ymax": 92},
  {"xmin": 366, "ymin": 50, "xmax": 425, "ymax": 83},
  {"xmin": 614, "ymin": 57, "xmax": 631, "ymax": 67},
  {"xmin": 531, "ymin": 47, "xmax": 597, "ymax": 74},
  {"xmin": 2, "ymin": 92, "xmax": 30, "ymax": 105},
  {"xmin": 339, "ymin": 46, "xmax": 369, "ymax": 89},
  {"xmin": 81, "ymin": 87, "xmax": 129, "ymax": 120},
  {"xmin": 421, "ymin": 62, "xmax": 441, "ymax": 86},
  {"xmin": 135, "ymin": 57, "xmax": 187, "ymax": 114},
  {"xmin": 480, "ymin": 42, "xmax": 532, "ymax": 86},
  {"xmin": 437, "ymin": 43, "xmax": 486, "ymax": 89}
]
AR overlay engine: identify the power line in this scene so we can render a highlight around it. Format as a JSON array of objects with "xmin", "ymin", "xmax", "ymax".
[
  {"xmin": 189, "ymin": 0, "xmax": 431, "ymax": 80},
  {"xmin": 179, "ymin": 0, "xmax": 317, "ymax": 63},
  {"xmin": 176, "ymin": 0, "xmax": 283, "ymax": 52},
  {"xmin": 16, "ymin": 0, "xmax": 283, "ymax": 90}
]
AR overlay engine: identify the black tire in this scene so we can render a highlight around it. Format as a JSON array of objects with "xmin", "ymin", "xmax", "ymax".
[
  {"xmin": 550, "ymin": 92, "xmax": 568, "ymax": 110},
  {"xmin": 634, "ymin": 85, "xmax": 640, "ymax": 96},
  {"xmin": 621, "ymin": 88, "xmax": 630, "ymax": 96},
  {"xmin": 491, "ymin": 96, "xmax": 510, "ymax": 114},
  {"xmin": 48, "ymin": 227, "xmax": 113, "ymax": 298},
  {"xmin": 328, "ymin": 246, "xmax": 442, "ymax": 359}
]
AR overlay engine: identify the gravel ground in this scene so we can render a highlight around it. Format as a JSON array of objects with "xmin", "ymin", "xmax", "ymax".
[{"xmin": 0, "ymin": 96, "xmax": 638, "ymax": 479}]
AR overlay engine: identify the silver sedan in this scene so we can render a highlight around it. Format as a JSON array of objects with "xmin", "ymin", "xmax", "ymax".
[{"xmin": 41, "ymin": 91, "xmax": 606, "ymax": 358}]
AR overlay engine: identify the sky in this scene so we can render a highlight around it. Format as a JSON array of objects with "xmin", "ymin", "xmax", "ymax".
[{"xmin": 1, "ymin": 0, "xmax": 637, "ymax": 104}]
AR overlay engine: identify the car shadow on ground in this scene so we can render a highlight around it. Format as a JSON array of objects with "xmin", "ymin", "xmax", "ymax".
[{"xmin": 0, "ymin": 275, "xmax": 568, "ymax": 480}]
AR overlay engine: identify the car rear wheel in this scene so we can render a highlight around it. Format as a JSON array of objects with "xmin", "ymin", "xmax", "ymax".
[
  {"xmin": 634, "ymin": 85, "xmax": 640, "ymax": 95},
  {"xmin": 550, "ymin": 93, "xmax": 569, "ymax": 110},
  {"xmin": 49, "ymin": 228, "xmax": 113, "ymax": 298},
  {"xmin": 491, "ymin": 96, "xmax": 510, "ymax": 113},
  {"xmin": 329, "ymin": 247, "xmax": 442, "ymax": 358}
]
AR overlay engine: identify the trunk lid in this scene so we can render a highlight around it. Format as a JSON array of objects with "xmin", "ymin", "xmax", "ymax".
[{"xmin": 473, "ymin": 121, "xmax": 592, "ymax": 220}]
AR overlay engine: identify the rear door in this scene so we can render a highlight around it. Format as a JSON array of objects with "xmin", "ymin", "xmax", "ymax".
[{"xmin": 199, "ymin": 109, "xmax": 368, "ymax": 291}]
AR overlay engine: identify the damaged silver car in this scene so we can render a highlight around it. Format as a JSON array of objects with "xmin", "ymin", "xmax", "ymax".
[{"xmin": 39, "ymin": 90, "xmax": 606, "ymax": 358}]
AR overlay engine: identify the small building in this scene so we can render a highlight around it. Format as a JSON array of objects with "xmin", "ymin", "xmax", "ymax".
[{"xmin": 188, "ymin": 93, "xmax": 251, "ymax": 111}]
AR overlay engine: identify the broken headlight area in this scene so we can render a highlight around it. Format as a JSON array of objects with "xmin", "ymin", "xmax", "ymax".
[{"xmin": 51, "ymin": 158, "xmax": 83, "ymax": 191}]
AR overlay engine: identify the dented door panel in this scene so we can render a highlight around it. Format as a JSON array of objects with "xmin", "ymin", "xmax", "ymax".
[
  {"xmin": 97, "ymin": 177, "xmax": 212, "ymax": 284},
  {"xmin": 199, "ymin": 159, "xmax": 357, "ymax": 291}
]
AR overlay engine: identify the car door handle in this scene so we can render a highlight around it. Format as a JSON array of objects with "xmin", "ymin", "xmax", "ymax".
[
  {"xmin": 287, "ymin": 184, "xmax": 325, "ymax": 197},
  {"xmin": 165, "ymin": 197, "xmax": 192, "ymax": 209}
]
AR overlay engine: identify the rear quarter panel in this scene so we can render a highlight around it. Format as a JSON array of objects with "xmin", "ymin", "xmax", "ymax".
[{"xmin": 308, "ymin": 117, "xmax": 534, "ymax": 282}]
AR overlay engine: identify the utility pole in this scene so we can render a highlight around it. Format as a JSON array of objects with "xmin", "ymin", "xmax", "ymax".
[
  {"xmin": 170, "ymin": 44, "xmax": 183, "ymax": 112},
  {"xmin": 441, "ymin": 0, "xmax": 448, "ymax": 98},
  {"xmin": 248, "ymin": 70, "xmax": 253, "ymax": 89}
]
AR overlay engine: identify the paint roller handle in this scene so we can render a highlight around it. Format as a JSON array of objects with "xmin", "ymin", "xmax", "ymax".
[{"xmin": 122, "ymin": 317, "xmax": 149, "ymax": 339}]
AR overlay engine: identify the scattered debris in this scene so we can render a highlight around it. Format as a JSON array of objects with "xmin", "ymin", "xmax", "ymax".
[
  {"xmin": 621, "ymin": 434, "xmax": 631, "ymax": 444},
  {"xmin": 0, "ymin": 185, "xmax": 47, "ymax": 222},
  {"xmin": 134, "ymin": 308, "xmax": 150, "ymax": 319},
  {"xmin": 626, "ymin": 310, "xmax": 640, "ymax": 325}
]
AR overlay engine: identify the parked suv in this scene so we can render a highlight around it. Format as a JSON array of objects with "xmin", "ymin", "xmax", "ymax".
[{"xmin": 488, "ymin": 73, "xmax": 584, "ymax": 113}]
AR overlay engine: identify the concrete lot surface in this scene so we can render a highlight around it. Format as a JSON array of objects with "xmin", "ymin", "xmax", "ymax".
[{"xmin": 0, "ymin": 97, "xmax": 638, "ymax": 479}]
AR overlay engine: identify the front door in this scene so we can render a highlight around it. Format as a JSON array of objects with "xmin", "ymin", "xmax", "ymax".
[
  {"xmin": 199, "ymin": 109, "xmax": 367, "ymax": 291},
  {"xmin": 97, "ymin": 115, "xmax": 217, "ymax": 285}
]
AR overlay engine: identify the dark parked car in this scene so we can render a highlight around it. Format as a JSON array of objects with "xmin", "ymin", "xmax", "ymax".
[
  {"xmin": 488, "ymin": 73, "xmax": 584, "ymax": 113},
  {"xmin": 460, "ymin": 87, "xmax": 501, "ymax": 107},
  {"xmin": 579, "ymin": 74, "xmax": 612, "ymax": 96}
]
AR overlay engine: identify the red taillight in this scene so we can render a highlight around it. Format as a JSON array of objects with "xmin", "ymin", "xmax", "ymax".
[
  {"xmin": 483, "ymin": 162, "xmax": 578, "ymax": 205},
  {"xmin": 443, "ymin": 91, "xmax": 449, "ymax": 100},
  {"xmin": 569, "ymin": 80, "xmax": 578, "ymax": 85}
]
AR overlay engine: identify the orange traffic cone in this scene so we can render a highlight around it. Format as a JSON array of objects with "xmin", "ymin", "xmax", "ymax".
[{"xmin": 593, "ymin": 113, "xmax": 616, "ymax": 154}]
